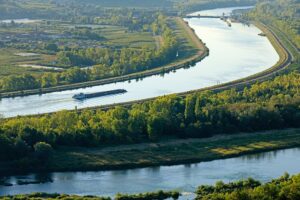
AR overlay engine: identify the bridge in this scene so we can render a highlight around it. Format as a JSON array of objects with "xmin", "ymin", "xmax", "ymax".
[{"xmin": 185, "ymin": 15, "xmax": 228, "ymax": 19}]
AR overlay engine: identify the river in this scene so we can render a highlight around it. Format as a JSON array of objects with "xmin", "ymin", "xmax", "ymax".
[
  {"xmin": 0, "ymin": 6, "xmax": 279, "ymax": 118},
  {"xmin": 1, "ymin": 148, "xmax": 300, "ymax": 198}
]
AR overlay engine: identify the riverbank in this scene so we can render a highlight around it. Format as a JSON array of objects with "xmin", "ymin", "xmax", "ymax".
[
  {"xmin": 1, "ymin": 128, "xmax": 300, "ymax": 175},
  {"xmin": 7, "ymin": 19, "xmax": 291, "ymax": 119},
  {"xmin": 0, "ymin": 17, "xmax": 208, "ymax": 99},
  {"xmin": 0, "ymin": 191, "xmax": 180, "ymax": 200},
  {"xmin": 54, "ymin": 20, "xmax": 292, "ymax": 116}
]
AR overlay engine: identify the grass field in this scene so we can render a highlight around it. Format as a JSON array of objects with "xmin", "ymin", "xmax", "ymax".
[
  {"xmin": 172, "ymin": 17, "xmax": 200, "ymax": 58},
  {"xmin": 0, "ymin": 16, "xmax": 202, "ymax": 79},
  {"xmin": 1, "ymin": 128, "xmax": 299, "ymax": 174},
  {"xmin": 0, "ymin": 20, "xmax": 157, "ymax": 78},
  {"xmin": 99, "ymin": 26, "xmax": 156, "ymax": 49},
  {"xmin": 0, "ymin": 48, "xmax": 57, "ymax": 78},
  {"xmin": 0, "ymin": 16, "xmax": 207, "ymax": 97},
  {"xmin": 48, "ymin": 129, "xmax": 300, "ymax": 172}
]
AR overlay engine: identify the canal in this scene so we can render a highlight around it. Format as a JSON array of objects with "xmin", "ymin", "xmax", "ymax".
[{"xmin": 0, "ymin": 7, "xmax": 279, "ymax": 117}]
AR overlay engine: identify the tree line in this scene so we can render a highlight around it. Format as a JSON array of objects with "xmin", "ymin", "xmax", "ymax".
[
  {"xmin": 2, "ymin": 173, "xmax": 300, "ymax": 199},
  {"xmin": 1, "ymin": 72, "xmax": 300, "ymax": 162},
  {"xmin": 196, "ymin": 173, "xmax": 300, "ymax": 200},
  {"xmin": 0, "ymin": 190, "xmax": 180, "ymax": 200}
]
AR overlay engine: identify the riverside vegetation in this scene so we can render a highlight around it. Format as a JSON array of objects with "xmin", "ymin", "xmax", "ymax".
[
  {"xmin": 1, "ymin": 72, "xmax": 300, "ymax": 168},
  {"xmin": 2, "ymin": 173, "xmax": 300, "ymax": 200},
  {"xmin": 246, "ymin": 0, "xmax": 299, "ymax": 72},
  {"xmin": 195, "ymin": 173, "xmax": 300, "ymax": 200},
  {"xmin": 0, "ymin": 13, "xmax": 180, "ymax": 92},
  {"xmin": 0, "ymin": 190, "xmax": 180, "ymax": 200},
  {"xmin": 247, "ymin": 0, "xmax": 299, "ymax": 50},
  {"xmin": 0, "ymin": 0, "xmax": 257, "ymax": 94},
  {"xmin": 0, "ymin": 0, "xmax": 300, "ymax": 199}
]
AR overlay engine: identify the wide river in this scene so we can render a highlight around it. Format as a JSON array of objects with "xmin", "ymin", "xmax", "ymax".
[
  {"xmin": 0, "ymin": 6, "xmax": 279, "ymax": 117},
  {"xmin": 1, "ymin": 148, "xmax": 300, "ymax": 198}
]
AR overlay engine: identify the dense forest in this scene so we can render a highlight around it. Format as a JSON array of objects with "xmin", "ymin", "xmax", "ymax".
[
  {"xmin": 0, "ymin": 0, "xmax": 300, "ymax": 199},
  {"xmin": 196, "ymin": 173, "xmax": 300, "ymax": 200},
  {"xmin": 1, "ymin": 72, "xmax": 299, "ymax": 162}
]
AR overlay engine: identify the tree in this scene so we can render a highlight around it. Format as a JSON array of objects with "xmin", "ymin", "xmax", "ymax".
[
  {"xmin": 147, "ymin": 115, "xmax": 165, "ymax": 141},
  {"xmin": 34, "ymin": 142, "xmax": 53, "ymax": 161},
  {"xmin": 44, "ymin": 43, "xmax": 58, "ymax": 52},
  {"xmin": 41, "ymin": 73, "xmax": 58, "ymax": 88},
  {"xmin": 0, "ymin": 134, "xmax": 14, "ymax": 161},
  {"xmin": 184, "ymin": 94, "xmax": 196, "ymax": 123},
  {"xmin": 19, "ymin": 126, "xmax": 44, "ymax": 146},
  {"xmin": 57, "ymin": 51, "xmax": 71, "ymax": 66},
  {"xmin": 64, "ymin": 67, "xmax": 89, "ymax": 83}
]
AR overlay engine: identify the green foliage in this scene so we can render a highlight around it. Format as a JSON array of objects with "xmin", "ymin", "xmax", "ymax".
[
  {"xmin": 115, "ymin": 190, "xmax": 180, "ymax": 200},
  {"xmin": 0, "ymin": 193, "xmax": 111, "ymax": 200},
  {"xmin": 195, "ymin": 173, "xmax": 300, "ymax": 200},
  {"xmin": 0, "ymin": 14, "xmax": 179, "ymax": 91},
  {"xmin": 247, "ymin": 0, "xmax": 300, "ymax": 49},
  {"xmin": 34, "ymin": 142, "xmax": 53, "ymax": 161},
  {"xmin": 0, "ymin": 74, "xmax": 39, "ymax": 91},
  {"xmin": 176, "ymin": 0, "xmax": 256, "ymax": 14},
  {"xmin": 44, "ymin": 43, "xmax": 59, "ymax": 52},
  {"xmin": 1, "ymin": 72, "xmax": 300, "ymax": 161},
  {"xmin": 3, "ymin": 174, "xmax": 300, "ymax": 200},
  {"xmin": 0, "ymin": 190, "xmax": 180, "ymax": 200}
]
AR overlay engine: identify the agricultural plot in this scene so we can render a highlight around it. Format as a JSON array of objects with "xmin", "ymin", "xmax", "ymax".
[{"xmin": 0, "ymin": 19, "xmax": 157, "ymax": 77}]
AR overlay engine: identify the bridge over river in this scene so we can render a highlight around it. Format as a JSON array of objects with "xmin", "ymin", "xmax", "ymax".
[{"xmin": 185, "ymin": 15, "xmax": 226, "ymax": 19}]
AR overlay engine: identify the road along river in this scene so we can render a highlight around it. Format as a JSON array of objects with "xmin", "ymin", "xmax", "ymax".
[{"xmin": 0, "ymin": 7, "xmax": 279, "ymax": 117}]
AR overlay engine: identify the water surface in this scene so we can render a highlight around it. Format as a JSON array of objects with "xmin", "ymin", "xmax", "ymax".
[
  {"xmin": 0, "ymin": 7, "xmax": 279, "ymax": 117},
  {"xmin": 189, "ymin": 6, "xmax": 254, "ymax": 16},
  {"xmin": 1, "ymin": 148, "xmax": 300, "ymax": 198},
  {"xmin": 0, "ymin": 19, "xmax": 41, "ymax": 24}
]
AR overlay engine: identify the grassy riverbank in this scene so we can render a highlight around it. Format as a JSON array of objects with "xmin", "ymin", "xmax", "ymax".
[
  {"xmin": 2, "ymin": 128, "xmax": 300, "ymax": 174},
  {"xmin": 0, "ymin": 17, "xmax": 208, "ymax": 98}
]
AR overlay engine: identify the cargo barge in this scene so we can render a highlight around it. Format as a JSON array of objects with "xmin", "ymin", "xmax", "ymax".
[{"xmin": 72, "ymin": 89, "xmax": 127, "ymax": 100}]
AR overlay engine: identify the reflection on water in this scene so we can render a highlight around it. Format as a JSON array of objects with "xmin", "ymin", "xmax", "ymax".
[
  {"xmin": 1, "ymin": 148, "xmax": 300, "ymax": 197},
  {"xmin": 11, "ymin": 173, "xmax": 53, "ymax": 185},
  {"xmin": 241, "ymin": 150, "xmax": 279, "ymax": 161},
  {"xmin": 0, "ymin": 19, "xmax": 41, "ymax": 24},
  {"xmin": 0, "ymin": 7, "xmax": 279, "ymax": 117}
]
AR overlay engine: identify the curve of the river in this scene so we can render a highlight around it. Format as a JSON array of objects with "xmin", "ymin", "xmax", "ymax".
[
  {"xmin": 1, "ymin": 148, "xmax": 300, "ymax": 199},
  {"xmin": 0, "ymin": 6, "xmax": 279, "ymax": 117}
]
